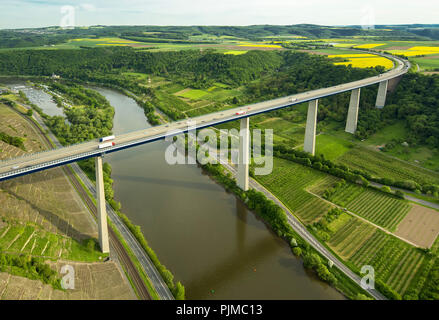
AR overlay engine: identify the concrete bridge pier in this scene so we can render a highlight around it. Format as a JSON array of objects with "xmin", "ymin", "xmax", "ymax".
[
  {"xmin": 303, "ymin": 99, "xmax": 319, "ymax": 155},
  {"xmin": 345, "ymin": 88, "xmax": 361, "ymax": 134},
  {"xmin": 375, "ymin": 80, "xmax": 388, "ymax": 109},
  {"xmin": 237, "ymin": 117, "xmax": 250, "ymax": 191},
  {"xmin": 95, "ymin": 156, "xmax": 110, "ymax": 253}
]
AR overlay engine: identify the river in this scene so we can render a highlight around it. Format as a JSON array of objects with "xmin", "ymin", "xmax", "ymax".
[{"xmin": 10, "ymin": 81, "xmax": 344, "ymax": 300}]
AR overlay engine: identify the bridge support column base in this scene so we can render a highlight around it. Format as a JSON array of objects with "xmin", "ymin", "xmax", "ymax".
[
  {"xmin": 237, "ymin": 117, "xmax": 249, "ymax": 191},
  {"xmin": 375, "ymin": 80, "xmax": 388, "ymax": 109},
  {"xmin": 95, "ymin": 156, "xmax": 110, "ymax": 253},
  {"xmin": 303, "ymin": 99, "xmax": 318, "ymax": 156},
  {"xmin": 345, "ymin": 88, "xmax": 361, "ymax": 134}
]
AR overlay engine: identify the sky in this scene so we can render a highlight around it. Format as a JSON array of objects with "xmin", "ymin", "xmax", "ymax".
[{"xmin": 0, "ymin": 0, "xmax": 438, "ymax": 29}]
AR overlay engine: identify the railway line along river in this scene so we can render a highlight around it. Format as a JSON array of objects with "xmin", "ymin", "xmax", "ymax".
[{"xmin": 14, "ymin": 82, "xmax": 344, "ymax": 300}]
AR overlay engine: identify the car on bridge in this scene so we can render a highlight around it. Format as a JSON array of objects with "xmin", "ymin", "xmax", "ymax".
[
  {"xmin": 99, "ymin": 135, "xmax": 115, "ymax": 142},
  {"xmin": 98, "ymin": 142, "xmax": 115, "ymax": 149}
]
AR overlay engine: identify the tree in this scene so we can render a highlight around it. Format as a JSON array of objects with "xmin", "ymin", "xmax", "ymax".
[{"xmin": 173, "ymin": 281, "xmax": 185, "ymax": 300}]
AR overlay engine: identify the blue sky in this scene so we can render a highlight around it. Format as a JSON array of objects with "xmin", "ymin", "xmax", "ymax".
[{"xmin": 0, "ymin": 0, "xmax": 438, "ymax": 29}]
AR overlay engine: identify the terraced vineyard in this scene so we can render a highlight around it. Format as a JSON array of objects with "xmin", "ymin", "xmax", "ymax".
[
  {"xmin": 0, "ymin": 223, "xmax": 104, "ymax": 262},
  {"xmin": 337, "ymin": 147, "xmax": 439, "ymax": 185},
  {"xmin": 256, "ymin": 157, "xmax": 333, "ymax": 224},
  {"xmin": 328, "ymin": 183, "xmax": 411, "ymax": 231}
]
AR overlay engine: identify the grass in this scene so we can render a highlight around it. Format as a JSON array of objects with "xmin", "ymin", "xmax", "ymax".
[
  {"xmin": 177, "ymin": 89, "xmax": 208, "ymax": 100},
  {"xmin": 361, "ymin": 121, "xmax": 407, "ymax": 146},
  {"xmin": 315, "ymin": 134, "xmax": 354, "ymax": 160},
  {"xmin": 411, "ymin": 56, "xmax": 439, "ymax": 71},
  {"xmin": 256, "ymin": 157, "xmax": 333, "ymax": 224}
]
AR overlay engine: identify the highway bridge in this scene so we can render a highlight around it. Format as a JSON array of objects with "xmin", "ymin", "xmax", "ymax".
[{"xmin": 0, "ymin": 51, "xmax": 409, "ymax": 259}]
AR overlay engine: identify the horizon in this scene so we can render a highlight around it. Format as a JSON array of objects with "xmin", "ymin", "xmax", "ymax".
[{"xmin": 2, "ymin": 22, "xmax": 438, "ymax": 32}]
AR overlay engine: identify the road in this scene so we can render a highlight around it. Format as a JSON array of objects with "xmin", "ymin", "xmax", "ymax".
[
  {"xmin": 217, "ymin": 158, "xmax": 386, "ymax": 300},
  {"xmin": 0, "ymin": 52, "xmax": 409, "ymax": 181},
  {"xmin": 370, "ymin": 182, "xmax": 439, "ymax": 211}
]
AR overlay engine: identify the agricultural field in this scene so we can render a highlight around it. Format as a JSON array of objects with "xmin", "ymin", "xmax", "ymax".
[
  {"xmin": 256, "ymin": 157, "xmax": 333, "ymax": 224},
  {"xmin": 336, "ymin": 146, "xmax": 439, "ymax": 186},
  {"xmin": 314, "ymin": 134, "xmax": 354, "ymax": 160},
  {"xmin": 327, "ymin": 218, "xmax": 376, "ymax": 260},
  {"xmin": 328, "ymin": 53, "xmax": 394, "ymax": 69},
  {"xmin": 321, "ymin": 209, "xmax": 431, "ymax": 298},
  {"xmin": 324, "ymin": 182, "xmax": 411, "ymax": 232},
  {"xmin": 0, "ymin": 261, "xmax": 135, "ymax": 299},
  {"xmin": 348, "ymin": 230, "xmax": 426, "ymax": 297},
  {"xmin": 395, "ymin": 204, "xmax": 439, "ymax": 248},
  {"xmin": 411, "ymin": 55, "xmax": 439, "ymax": 71}
]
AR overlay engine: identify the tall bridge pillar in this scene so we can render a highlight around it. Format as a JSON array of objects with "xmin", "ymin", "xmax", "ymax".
[
  {"xmin": 375, "ymin": 80, "xmax": 388, "ymax": 109},
  {"xmin": 303, "ymin": 99, "xmax": 319, "ymax": 155},
  {"xmin": 345, "ymin": 88, "xmax": 361, "ymax": 134},
  {"xmin": 237, "ymin": 117, "xmax": 250, "ymax": 191},
  {"xmin": 95, "ymin": 156, "xmax": 110, "ymax": 253}
]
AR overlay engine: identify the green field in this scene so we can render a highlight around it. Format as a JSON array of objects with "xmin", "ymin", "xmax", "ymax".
[
  {"xmin": 315, "ymin": 134, "xmax": 354, "ymax": 160},
  {"xmin": 337, "ymin": 146, "xmax": 439, "ymax": 185},
  {"xmin": 411, "ymin": 56, "xmax": 439, "ymax": 71},
  {"xmin": 177, "ymin": 89, "xmax": 208, "ymax": 100},
  {"xmin": 328, "ymin": 218, "xmax": 376, "ymax": 259},
  {"xmin": 348, "ymin": 230, "xmax": 425, "ymax": 296},
  {"xmin": 256, "ymin": 157, "xmax": 333, "ymax": 224},
  {"xmin": 319, "ymin": 209, "xmax": 430, "ymax": 298},
  {"xmin": 324, "ymin": 181, "xmax": 411, "ymax": 231}
]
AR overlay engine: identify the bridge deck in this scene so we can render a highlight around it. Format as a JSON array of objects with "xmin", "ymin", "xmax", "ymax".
[{"xmin": 0, "ymin": 53, "xmax": 409, "ymax": 182}]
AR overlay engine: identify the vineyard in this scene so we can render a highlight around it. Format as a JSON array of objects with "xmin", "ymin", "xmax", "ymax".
[
  {"xmin": 0, "ymin": 222, "xmax": 104, "ymax": 262},
  {"xmin": 323, "ymin": 211, "xmax": 430, "ymax": 298},
  {"xmin": 256, "ymin": 158, "xmax": 333, "ymax": 224},
  {"xmin": 337, "ymin": 147, "xmax": 439, "ymax": 186},
  {"xmin": 327, "ymin": 218, "xmax": 376, "ymax": 260},
  {"xmin": 348, "ymin": 230, "xmax": 426, "ymax": 296},
  {"xmin": 327, "ymin": 183, "xmax": 411, "ymax": 231}
]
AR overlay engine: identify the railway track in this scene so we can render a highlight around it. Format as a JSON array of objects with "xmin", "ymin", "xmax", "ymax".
[{"xmin": 15, "ymin": 107, "xmax": 151, "ymax": 300}]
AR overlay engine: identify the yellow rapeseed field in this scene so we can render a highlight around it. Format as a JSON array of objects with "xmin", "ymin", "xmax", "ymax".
[
  {"xmin": 224, "ymin": 51, "xmax": 247, "ymax": 55},
  {"xmin": 389, "ymin": 46, "xmax": 439, "ymax": 57},
  {"xmin": 334, "ymin": 57, "xmax": 393, "ymax": 69},
  {"xmin": 328, "ymin": 54, "xmax": 376, "ymax": 58},
  {"xmin": 354, "ymin": 43, "xmax": 386, "ymax": 49}
]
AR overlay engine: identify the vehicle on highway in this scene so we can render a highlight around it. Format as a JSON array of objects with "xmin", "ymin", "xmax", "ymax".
[
  {"xmin": 98, "ymin": 142, "xmax": 115, "ymax": 149},
  {"xmin": 11, "ymin": 165, "xmax": 19, "ymax": 170},
  {"xmin": 235, "ymin": 110, "xmax": 247, "ymax": 115},
  {"xmin": 99, "ymin": 135, "xmax": 115, "ymax": 142},
  {"xmin": 290, "ymin": 97, "xmax": 298, "ymax": 102}
]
